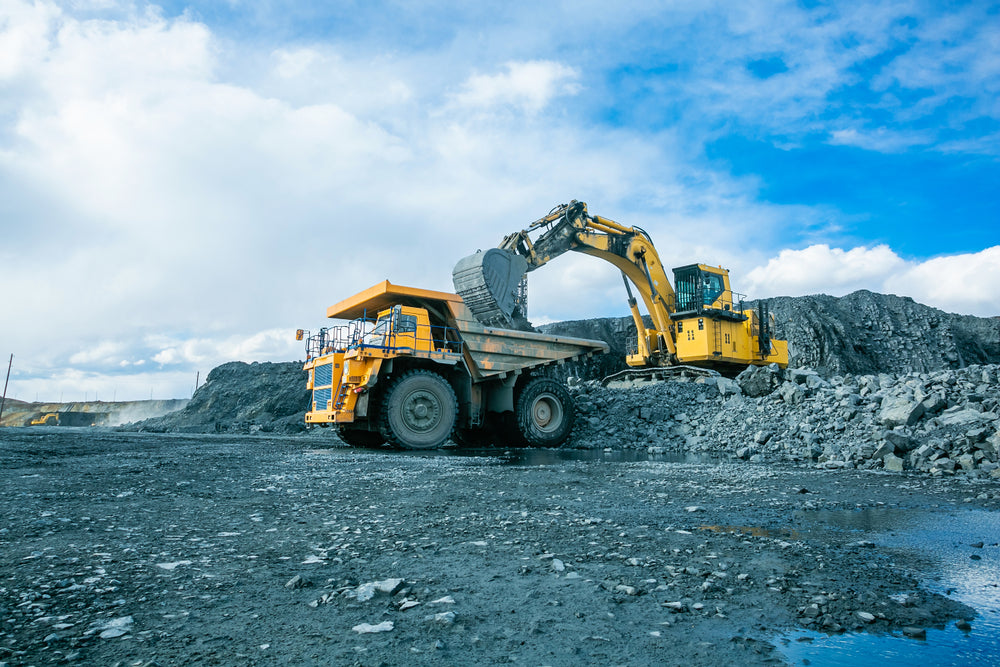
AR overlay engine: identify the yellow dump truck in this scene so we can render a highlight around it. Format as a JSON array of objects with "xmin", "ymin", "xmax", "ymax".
[{"xmin": 299, "ymin": 280, "xmax": 608, "ymax": 450}]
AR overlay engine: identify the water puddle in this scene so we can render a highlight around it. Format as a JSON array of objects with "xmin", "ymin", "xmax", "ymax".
[
  {"xmin": 699, "ymin": 524, "xmax": 803, "ymax": 540},
  {"xmin": 775, "ymin": 508, "xmax": 1000, "ymax": 666},
  {"xmin": 484, "ymin": 448, "xmax": 718, "ymax": 466}
]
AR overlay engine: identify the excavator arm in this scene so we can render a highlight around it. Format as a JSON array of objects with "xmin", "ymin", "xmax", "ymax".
[{"xmin": 453, "ymin": 201, "xmax": 679, "ymax": 365}]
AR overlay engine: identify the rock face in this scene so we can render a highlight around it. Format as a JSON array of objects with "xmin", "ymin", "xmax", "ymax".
[
  {"xmin": 766, "ymin": 290, "xmax": 1000, "ymax": 375},
  {"xmin": 542, "ymin": 290, "xmax": 1000, "ymax": 376},
  {"xmin": 126, "ymin": 361, "xmax": 309, "ymax": 434}
]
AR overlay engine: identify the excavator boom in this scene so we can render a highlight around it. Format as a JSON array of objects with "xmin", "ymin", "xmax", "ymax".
[{"xmin": 452, "ymin": 200, "xmax": 788, "ymax": 373}]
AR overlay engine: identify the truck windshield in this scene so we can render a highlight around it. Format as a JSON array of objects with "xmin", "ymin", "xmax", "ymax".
[{"xmin": 363, "ymin": 317, "xmax": 391, "ymax": 346}]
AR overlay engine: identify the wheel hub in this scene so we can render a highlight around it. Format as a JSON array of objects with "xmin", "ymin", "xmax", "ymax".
[
  {"xmin": 531, "ymin": 393, "xmax": 562, "ymax": 433},
  {"xmin": 402, "ymin": 389, "xmax": 440, "ymax": 433}
]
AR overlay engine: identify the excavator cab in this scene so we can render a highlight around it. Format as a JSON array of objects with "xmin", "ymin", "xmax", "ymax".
[{"xmin": 672, "ymin": 264, "xmax": 736, "ymax": 315}]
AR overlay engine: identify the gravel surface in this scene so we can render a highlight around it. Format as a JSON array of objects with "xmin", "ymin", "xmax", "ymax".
[{"xmin": 2, "ymin": 428, "xmax": 993, "ymax": 666}]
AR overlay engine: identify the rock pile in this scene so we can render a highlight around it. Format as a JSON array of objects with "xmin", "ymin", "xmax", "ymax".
[
  {"xmin": 126, "ymin": 361, "xmax": 309, "ymax": 434},
  {"xmin": 566, "ymin": 363, "xmax": 1000, "ymax": 478}
]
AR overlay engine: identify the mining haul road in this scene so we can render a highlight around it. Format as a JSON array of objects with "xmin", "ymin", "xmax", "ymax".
[{"xmin": 0, "ymin": 429, "xmax": 993, "ymax": 666}]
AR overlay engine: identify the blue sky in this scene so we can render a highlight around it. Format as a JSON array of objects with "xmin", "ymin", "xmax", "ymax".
[{"xmin": 1, "ymin": 0, "xmax": 998, "ymax": 401}]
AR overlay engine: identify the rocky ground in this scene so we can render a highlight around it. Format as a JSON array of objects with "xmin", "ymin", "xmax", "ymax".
[{"xmin": 0, "ymin": 428, "xmax": 992, "ymax": 666}]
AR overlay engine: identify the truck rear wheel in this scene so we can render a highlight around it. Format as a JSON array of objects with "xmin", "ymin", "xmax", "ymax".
[
  {"xmin": 515, "ymin": 378, "xmax": 575, "ymax": 447},
  {"xmin": 381, "ymin": 370, "xmax": 457, "ymax": 450}
]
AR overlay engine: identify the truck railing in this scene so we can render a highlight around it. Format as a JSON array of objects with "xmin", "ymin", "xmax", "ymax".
[
  {"xmin": 303, "ymin": 325, "xmax": 352, "ymax": 360},
  {"xmin": 348, "ymin": 315, "xmax": 464, "ymax": 356}
]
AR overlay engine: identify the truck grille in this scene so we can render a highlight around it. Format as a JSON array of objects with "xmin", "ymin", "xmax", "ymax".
[
  {"xmin": 313, "ymin": 386, "xmax": 332, "ymax": 409},
  {"xmin": 313, "ymin": 363, "xmax": 334, "ymax": 410},
  {"xmin": 314, "ymin": 363, "xmax": 333, "ymax": 387}
]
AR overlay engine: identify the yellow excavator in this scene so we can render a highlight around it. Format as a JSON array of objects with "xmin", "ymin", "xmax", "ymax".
[{"xmin": 452, "ymin": 200, "xmax": 787, "ymax": 379}]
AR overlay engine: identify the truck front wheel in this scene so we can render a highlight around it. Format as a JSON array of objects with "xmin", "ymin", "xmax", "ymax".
[
  {"xmin": 515, "ymin": 378, "xmax": 575, "ymax": 447},
  {"xmin": 381, "ymin": 370, "xmax": 457, "ymax": 450}
]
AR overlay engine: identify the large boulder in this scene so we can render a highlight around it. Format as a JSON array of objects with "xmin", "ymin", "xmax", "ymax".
[
  {"xmin": 736, "ymin": 364, "xmax": 785, "ymax": 398},
  {"xmin": 879, "ymin": 396, "xmax": 925, "ymax": 427}
]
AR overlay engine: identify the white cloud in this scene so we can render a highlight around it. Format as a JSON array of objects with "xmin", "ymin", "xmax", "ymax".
[
  {"xmin": 744, "ymin": 244, "xmax": 1000, "ymax": 317},
  {"xmin": 450, "ymin": 60, "xmax": 580, "ymax": 114},
  {"xmin": 828, "ymin": 127, "xmax": 934, "ymax": 153},
  {"xmin": 884, "ymin": 246, "xmax": 1000, "ymax": 318}
]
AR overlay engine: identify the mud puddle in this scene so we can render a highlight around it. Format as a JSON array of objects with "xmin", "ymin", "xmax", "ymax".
[{"xmin": 776, "ymin": 508, "xmax": 1000, "ymax": 666}]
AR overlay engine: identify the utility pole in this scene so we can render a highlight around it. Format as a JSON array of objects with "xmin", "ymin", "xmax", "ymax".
[
  {"xmin": 0, "ymin": 354, "xmax": 12, "ymax": 427},
  {"xmin": 194, "ymin": 371, "xmax": 200, "ymax": 396}
]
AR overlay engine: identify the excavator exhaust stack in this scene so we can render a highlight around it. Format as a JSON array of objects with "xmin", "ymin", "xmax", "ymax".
[{"xmin": 452, "ymin": 248, "xmax": 528, "ymax": 328}]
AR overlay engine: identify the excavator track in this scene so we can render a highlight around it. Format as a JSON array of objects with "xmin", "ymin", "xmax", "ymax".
[{"xmin": 601, "ymin": 365, "xmax": 720, "ymax": 388}]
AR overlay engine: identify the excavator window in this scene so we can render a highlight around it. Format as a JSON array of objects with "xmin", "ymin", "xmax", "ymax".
[
  {"xmin": 702, "ymin": 274, "xmax": 724, "ymax": 305},
  {"xmin": 674, "ymin": 267, "xmax": 724, "ymax": 312}
]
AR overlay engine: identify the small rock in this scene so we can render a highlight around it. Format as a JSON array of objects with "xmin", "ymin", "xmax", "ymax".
[
  {"xmin": 285, "ymin": 575, "xmax": 308, "ymax": 589},
  {"xmin": 426, "ymin": 611, "xmax": 456, "ymax": 625},
  {"xmin": 857, "ymin": 611, "xmax": 875, "ymax": 623},
  {"xmin": 901, "ymin": 626, "xmax": 926, "ymax": 639},
  {"xmin": 883, "ymin": 453, "xmax": 905, "ymax": 472},
  {"xmin": 352, "ymin": 621, "xmax": 394, "ymax": 634}
]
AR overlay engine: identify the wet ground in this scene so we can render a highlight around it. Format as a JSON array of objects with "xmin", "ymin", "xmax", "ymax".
[{"xmin": 1, "ymin": 428, "xmax": 998, "ymax": 665}]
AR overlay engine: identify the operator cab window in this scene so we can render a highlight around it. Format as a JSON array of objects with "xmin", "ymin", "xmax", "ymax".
[
  {"xmin": 702, "ymin": 273, "xmax": 723, "ymax": 306},
  {"xmin": 396, "ymin": 314, "xmax": 417, "ymax": 334}
]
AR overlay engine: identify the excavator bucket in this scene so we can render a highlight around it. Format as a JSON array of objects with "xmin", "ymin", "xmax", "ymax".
[{"xmin": 452, "ymin": 248, "xmax": 528, "ymax": 327}]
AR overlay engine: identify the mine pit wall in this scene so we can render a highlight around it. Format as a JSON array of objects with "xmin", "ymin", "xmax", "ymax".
[{"xmin": 0, "ymin": 399, "xmax": 189, "ymax": 428}]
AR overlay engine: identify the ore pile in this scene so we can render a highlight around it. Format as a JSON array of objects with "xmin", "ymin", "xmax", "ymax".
[
  {"xmin": 125, "ymin": 361, "xmax": 309, "ymax": 434},
  {"xmin": 567, "ymin": 363, "xmax": 1000, "ymax": 478},
  {"xmin": 542, "ymin": 290, "xmax": 1000, "ymax": 377}
]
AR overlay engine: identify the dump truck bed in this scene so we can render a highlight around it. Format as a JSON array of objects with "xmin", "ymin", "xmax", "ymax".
[{"xmin": 327, "ymin": 281, "xmax": 608, "ymax": 381}]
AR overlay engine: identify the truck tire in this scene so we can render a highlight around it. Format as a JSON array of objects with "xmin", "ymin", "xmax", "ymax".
[
  {"xmin": 337, "ymin": 427, "xmax": 385, "ymax": 448},
  {"xmin": 380, "ymin": 370, "xmax": 457, "ymax": 450},
  {"xmin": 515, "ymin": 378, "xmax": 575, "ymax": 447}
]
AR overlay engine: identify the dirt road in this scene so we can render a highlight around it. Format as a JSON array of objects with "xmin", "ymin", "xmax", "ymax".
[{"xmin": 1, "ymin": 429, "xmax": 994, "ymax": 665}]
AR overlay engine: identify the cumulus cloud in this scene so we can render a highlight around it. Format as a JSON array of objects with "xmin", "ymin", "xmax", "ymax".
[
  {"xmin": 450, "ymin": 60, "xmax": 580, "ymax": 113},
  {"xmin": 745, "ymin": 244, "xmax": 1000, "ymax": 317}
]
